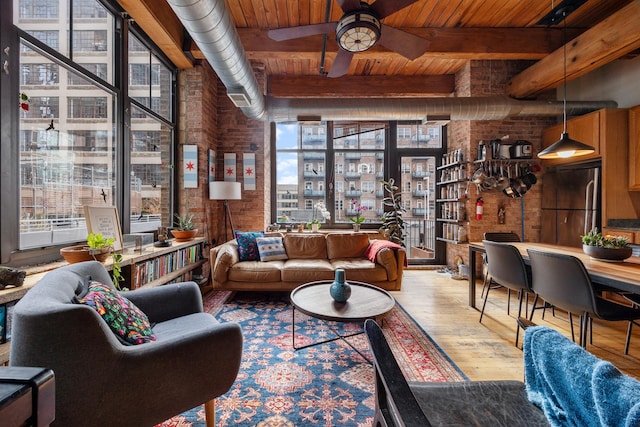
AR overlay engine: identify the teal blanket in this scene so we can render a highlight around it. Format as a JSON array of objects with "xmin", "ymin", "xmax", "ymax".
[{"xmin": 524, "ymin": 326, "xmax": 640, "ymax": 427}]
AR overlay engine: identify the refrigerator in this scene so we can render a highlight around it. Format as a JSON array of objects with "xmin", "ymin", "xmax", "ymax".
[{"xmin": 540, "ymin": 161, "xmax": 601, "ymax": 248}]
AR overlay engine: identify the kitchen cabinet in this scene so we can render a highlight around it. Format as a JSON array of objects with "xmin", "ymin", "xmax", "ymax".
[
  {"xmin": 543, "ymin": 108, "xmax": 637, "ymax": 226},
  {"xmin": 541, "ymin": 110, "xmax": 600, "ymax": 166},
  {"xmin": 629, "ymin": 105, "xmax": 640, "ymax": 191}
]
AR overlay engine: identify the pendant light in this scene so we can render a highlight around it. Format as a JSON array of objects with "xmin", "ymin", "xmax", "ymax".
[{"xmin": 538, "ymin": 10, "xmax": 594, "ymax": 159}]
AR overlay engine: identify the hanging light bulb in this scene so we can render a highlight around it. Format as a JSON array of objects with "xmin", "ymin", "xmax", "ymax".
[{"xmin": 538, "ymin": 9, "xmax": 594, "ymax": 160}]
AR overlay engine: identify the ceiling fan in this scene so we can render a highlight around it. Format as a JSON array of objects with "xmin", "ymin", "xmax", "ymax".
[{"xmin": 267, "ymin": 0, "xmax": 429, "ymax": 78}]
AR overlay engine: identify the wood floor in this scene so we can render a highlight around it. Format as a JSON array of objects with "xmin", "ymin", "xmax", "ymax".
[{"xmin": 392, "ymin": 268, "xmax": 640, "ymax": 381}]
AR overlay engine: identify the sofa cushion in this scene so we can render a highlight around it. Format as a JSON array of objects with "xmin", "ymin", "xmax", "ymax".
[
  {"xmin": 281, "ymin": 259, "xmax": 334, "ymax": 282},
  {"xmin": 256, "ymin": 236, "xmax": 288, "ymax": 261},
  {"xmin": 228, "ymin": 260, "xmax": 284, "ymax": 282},
  {"xmin": 235, "ymin": 230, "xmax": 265, "ymax": 261},
  {"xmin": 77, "ymin": 281, "xmax": 156, "ymax": 345},
  {"xmin": 330, "ymin": 259, "xmax": 390, "ymax": 282},
  {"xmin": 283, "ymin": 234, "xmax": 328, "ymax": 259},
  {"xmin": 326, "ymin": 233, "xmax": 370, "ymax": 259}
]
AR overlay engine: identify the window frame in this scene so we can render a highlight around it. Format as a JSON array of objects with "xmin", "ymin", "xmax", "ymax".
[{"xmin": 0, "ymin": 0, "xmax": 178, "ymax": 266}]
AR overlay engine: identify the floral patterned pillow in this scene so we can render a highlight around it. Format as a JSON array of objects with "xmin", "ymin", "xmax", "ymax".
[
  {"xmin": 78, "ymin": 281, "xmax": 156, "ymax": 345},
  {"xmin": 235, "ymin": 230, "xmax": 265, "ymax": 261}
]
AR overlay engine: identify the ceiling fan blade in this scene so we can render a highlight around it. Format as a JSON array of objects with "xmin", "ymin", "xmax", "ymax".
[
  {"xmin": 327, "ymin": 49, "xmax": 354, "ymax": 78},
  {"xmin": 378, "ymin": 24, "xmax": 429, "ymax": 60},
  {"xmin": 268, "ymin": 22, "xmax": 337, "ymax": 41},
  {"xmin": 337, "ymin": 0, "xmax": 363, "ymax": 13},
  {"xmin": 370, "ymin": 0, "xmax": 419, "ymax": 19}
]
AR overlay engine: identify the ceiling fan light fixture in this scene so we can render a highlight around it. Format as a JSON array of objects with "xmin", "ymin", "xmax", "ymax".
[{"xmin": 336, "ymin": 11, "xmax": 381, "ymax": 53}]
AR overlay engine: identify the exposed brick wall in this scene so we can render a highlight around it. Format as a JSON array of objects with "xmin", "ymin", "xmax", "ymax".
[
  {"xmin": 446, "ymin": 60, "xmax": 557, "ymax": 270},
  {"xmin": 177, "ymin": 63, "xmax": 218, "ymax": 245},
  {"xmin": 215, "ymin": 63, "xmax": 268, "ymax": 241}
]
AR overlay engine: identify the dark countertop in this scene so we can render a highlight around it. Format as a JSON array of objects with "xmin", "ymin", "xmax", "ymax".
[{"xmin": 607, "ymin": 219, "xmax": 640, "ymax": 231}]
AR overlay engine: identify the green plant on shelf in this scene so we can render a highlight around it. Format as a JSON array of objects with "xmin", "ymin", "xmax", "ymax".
[{"xmin": 174, "ymin": 213, "xmax": 196, "ymax": 231}]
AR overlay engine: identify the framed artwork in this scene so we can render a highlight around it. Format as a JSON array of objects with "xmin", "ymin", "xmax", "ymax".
[
  {"xmin": 84, "ymin": 206, "xmax": 123, "ymax": 251},
  {"xmin": 243, "ymin": 153, "xmax": 256, "ymax": 190},
  {"xmin": 224, "ymin": 153, "xmax": 236, "ymax": 182},
  {"xmin": 208, "ymin": 149, "xmax": 216, "ymax": 183},
  {"xmin": 183, "ymin": 145, "xmax": 198, "ymax": 188}
]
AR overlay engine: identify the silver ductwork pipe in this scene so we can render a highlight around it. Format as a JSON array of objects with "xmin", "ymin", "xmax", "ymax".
[
  {"xmin": 166, "ymin": 0, "xmax": 266, "ymax": 120},
  {"xmin": 267, "ymin": 96, "xmax": 617, "ymax": 122}
]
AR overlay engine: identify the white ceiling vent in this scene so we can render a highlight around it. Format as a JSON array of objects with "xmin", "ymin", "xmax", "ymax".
[{"xmin": 227, "ymin": 87, "xmax": 251, "ymax": 108}]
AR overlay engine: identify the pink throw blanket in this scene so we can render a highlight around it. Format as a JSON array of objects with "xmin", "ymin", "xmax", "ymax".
[{"xmin": 366, "ymin": 240, "xmax": 407, "ymax": 266}]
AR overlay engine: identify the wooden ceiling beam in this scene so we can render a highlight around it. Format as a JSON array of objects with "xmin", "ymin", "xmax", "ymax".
[
  {"xmin": 507, "ymin": 1, "xmax": 640, "ymax": 98},
  {"xmin": 268, "ymin": 75, "xmax": 455, "ymax": 98},
  {"xmin": 231, "ymin": 27, "xmax": 579, "ymax": 61},
  {"xmin": 118, "ymin": 0, "xmax": 193, "ymax": 69}
]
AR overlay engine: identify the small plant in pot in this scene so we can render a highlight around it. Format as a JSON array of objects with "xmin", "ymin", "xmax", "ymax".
[
  {"xmin": 171, "ymin": 213, "xmax": 199, "ymax": 242},
  {"xmin": 60, "ymin": 232, "xmax": 125, "ymax": 289},
  {"xmin": 581, "ymin": 228, "xmax": 632, "ymax": 262}
]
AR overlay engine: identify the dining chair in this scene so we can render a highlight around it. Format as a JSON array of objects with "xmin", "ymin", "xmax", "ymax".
[
  {"xmin": 481, "ymin": 232, "xmax": 520, "ymax": 309},
  {"xmin": 527, "ymin": 249, "xmax": 640, "ymax": 354},
  {"xmin": 480, "ymin": 240, "xmax": 536, "ymax": 347}
]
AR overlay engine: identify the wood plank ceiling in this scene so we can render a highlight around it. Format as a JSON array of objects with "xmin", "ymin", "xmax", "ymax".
[{"xmin": 121, "ymin": 0, "xmax": 638, "ymax": 99}]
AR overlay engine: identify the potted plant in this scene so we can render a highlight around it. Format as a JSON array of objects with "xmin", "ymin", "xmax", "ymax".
[
  {"xmin": 581, "ymin": 228, "xmax": 633, "ymax": 261},
  {"xmin": 349, "ymin": 199, "xmax": 367, "ymax": 231},
  {"xmin": 379, "ymin": 178, "xmax": 406, "ymax": 246},
  {"xmin": 60, "ymin": 232, "xmax": 125, "ymax": 289},
  {"xmin": 307, "ymin": 201, "xmax": 330, "ymax": 232},
  {"xmin": 171, "ymin": 213, "xmax": 199, "ymax": 242}
]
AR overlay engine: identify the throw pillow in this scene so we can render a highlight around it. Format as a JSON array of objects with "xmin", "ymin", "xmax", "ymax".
[
  {"xmin": 256, "ymin": 236, "xmax": 288, "ymax": 262},
  {"xmin": 235, "ymin": 230, "xmax": 265, "ymax": 261},
  {"xmin": 77, "ymin": 281, "xmax": 156, "ymax": 345}
]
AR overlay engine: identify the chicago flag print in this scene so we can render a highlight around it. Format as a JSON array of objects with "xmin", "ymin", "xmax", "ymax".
[
  {"xmin": 183, "ymin": 145, "xmax": 197, "ymax": 188},
  {"xmin": 243, "ymin": 153, "xmax": 256, "ymax": 190},
  {"xmin": 224, "ymin": 153, "xmax": 236, "ymax": 182}
]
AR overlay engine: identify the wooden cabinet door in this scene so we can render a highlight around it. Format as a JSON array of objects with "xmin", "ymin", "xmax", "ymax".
[
  {"xmin": 541, "ymin": 111, "xmax": 600, "ymax": 165},
  {"xmin": 629, "ymin": 106, "xmax": 640, "ymax": 190}
]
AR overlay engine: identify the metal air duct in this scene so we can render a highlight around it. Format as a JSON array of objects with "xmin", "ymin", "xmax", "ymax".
[
  {"xmin": 267, "ymin": 96, "xmax": 617, "ymax": 122},
  {"xmin": 166, "ymin": 0, "xmax": 266, "ymax": 120}
]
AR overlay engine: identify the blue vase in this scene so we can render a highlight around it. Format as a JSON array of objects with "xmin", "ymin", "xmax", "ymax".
[{"xmin": 330, "ymin": 269, "xmax": 351, "ymax": 303}]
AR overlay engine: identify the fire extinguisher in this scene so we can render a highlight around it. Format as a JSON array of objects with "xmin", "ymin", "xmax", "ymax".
[{"xmin": 476, "ymin": 197, "xmax": 484, "ymax": 220}]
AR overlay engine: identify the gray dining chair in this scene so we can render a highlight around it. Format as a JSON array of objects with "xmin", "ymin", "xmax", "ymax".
[
  {"xmin": 527, "ymin": 249, "xmax": 640, "ymax": 354},
  {"xmin": 480, "ymin": 240, "xmax": 536, "ymax": 347},
  {"xmin": 481, "ymin": 232, "xmax": 520, "ymax": 308}
]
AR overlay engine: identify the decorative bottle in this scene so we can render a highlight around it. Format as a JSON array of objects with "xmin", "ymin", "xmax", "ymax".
[{"xmin": 330, "ymin": 269, "xmax": 351, "ymax": 303}]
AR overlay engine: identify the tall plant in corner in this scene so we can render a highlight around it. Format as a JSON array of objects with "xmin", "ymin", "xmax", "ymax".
[{"xmin": 380, "ymin": 178, "xmax": 406, "ymax": 247}]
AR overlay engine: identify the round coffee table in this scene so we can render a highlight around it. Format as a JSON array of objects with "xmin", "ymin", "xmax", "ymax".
[{"xmin": 290, "ymin": 280, "xmax": 396, "ymax": 355}]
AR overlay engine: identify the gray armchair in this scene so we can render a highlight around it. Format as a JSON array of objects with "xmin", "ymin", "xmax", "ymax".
[{"xmin": 10, "ymin": 261, "xmax": 243, "ymax": 427}]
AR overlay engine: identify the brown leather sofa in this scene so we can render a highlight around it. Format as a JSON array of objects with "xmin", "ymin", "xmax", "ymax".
[{"xmin": 210, "ymin": 232, "xmax": 405, "ymax": 291}]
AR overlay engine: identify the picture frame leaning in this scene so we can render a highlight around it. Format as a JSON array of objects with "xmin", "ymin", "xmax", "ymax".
[{"xmin": 84, "ymin": 206, "xmax": 124, "ymax": 251}]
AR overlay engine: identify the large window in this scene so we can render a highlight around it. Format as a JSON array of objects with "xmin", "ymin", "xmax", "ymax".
[
  {"xmin": 3, "ymin": 0, "xmax": 177, "ymax": 264},
  {"xmin": 274, "ymin": 121, "xmax": 443, "ymax": 227}
]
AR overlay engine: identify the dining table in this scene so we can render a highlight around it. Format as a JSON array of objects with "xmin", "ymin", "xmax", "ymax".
[{"xmin": 467, "ymin": 241, "xmax": 640, "ymax": 308}]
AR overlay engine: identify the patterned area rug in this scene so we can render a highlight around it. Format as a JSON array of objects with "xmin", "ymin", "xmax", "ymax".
[{"xmin": 158, "ymin": 291, "xmax": 466, "ymax": 426}]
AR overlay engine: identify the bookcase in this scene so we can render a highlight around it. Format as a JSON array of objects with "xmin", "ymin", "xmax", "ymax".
[{"xmin": 120, "ymin": 237, "xmax": 208, "ymax": 290}]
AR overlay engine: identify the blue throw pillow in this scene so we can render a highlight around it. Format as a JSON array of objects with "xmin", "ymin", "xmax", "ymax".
[
  {"xmin": 235, "ymin": 230, "xmax": 265, "ymax": 261},
  {"xmin": 256, "ymin": 236, "xmax": 288, "ymax": 262}
]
